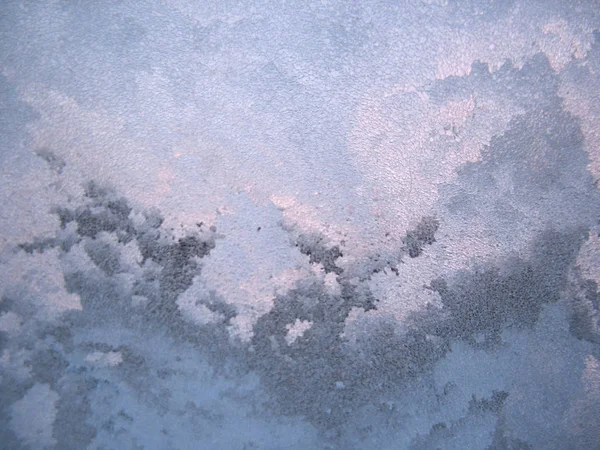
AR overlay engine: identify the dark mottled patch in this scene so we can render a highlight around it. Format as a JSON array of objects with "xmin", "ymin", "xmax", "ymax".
[
  {"xmin": 403, "ymin": 216, "xmax": 439, "ymax": 258},
  {"xmin": 74, "ymin": 207, "xmax": 129, "ymax": 240},
  {"xmin": 428, "ymin": 229, "xmax": 585, "ymax": 345},
  {"xmin": 347, "ymin": 319, "xmax": 448, "ymax": 392},
  {"xmin": 35, "ymin": 149, "xmax": 66, "ymax": 174},
  {"xmin": 196, "ymin": 290, "xmax": 237, "ymax": 325},
  {"xmin": 64, "ymin": 270, "xmax": 130, "ymax": 317},
  {"xmin": 569, "ymin": 275, "xmax": 600, "ymax": 344},
  {"xmin": 30, "ymin": 181, "xmax": 245, "ymax": 388},
  {"xmin": 38, "ymin": 182, "xmax": 219, "ymax": 333},
  {"xmin": 250, "ymin": 226, "xmax": 585, "ymax": 431},
  {"xmin": 250, "ymin": 266, "xmax": 452, "ymax": 430},
  {"xmin": 52, "ymin": 182, "xmax": 137, "ymax": 242},
  {"xmin": 251, "ymin": 277, "xmax": 378, "ymax": 427},
  {"xmin": 28, "ymin": 348, "xmax": 69, "ymax": 387},
  {"xmin": 53, "ymin": 206, "xmax": 76, "ymax": 229},
  {"xmin": 137, "ymin": 234, "xmax": 216, "ymax": 324},
  {"xmin": 17, "ymin": 237, "xmax": 60, "ymax": 254},
  {"xmin": 296, "ymin": 234, "xmax": 344, "ymax": 274},
  {"xmin": 84, "ymin": 239, "xmax": 122, "ymax": 276},
  {"xmin": 468, "ymin": 390, "xmax": 509, "ymax": 415}
]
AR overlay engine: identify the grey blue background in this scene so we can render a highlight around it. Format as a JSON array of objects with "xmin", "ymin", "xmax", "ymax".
[{"xmin": 1, "ymin": 0, "xmax": 600, "ymax": 448}]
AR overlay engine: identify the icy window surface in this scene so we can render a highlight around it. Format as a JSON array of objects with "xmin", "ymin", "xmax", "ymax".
[{"xmin": 1, "ymin": 1, "xmax": 600, "ymax": 448}]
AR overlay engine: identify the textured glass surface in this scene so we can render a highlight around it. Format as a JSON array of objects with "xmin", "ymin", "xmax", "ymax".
[{"xmin": 1, "ymin": 1, "xmax": 599, "ymax": 448}]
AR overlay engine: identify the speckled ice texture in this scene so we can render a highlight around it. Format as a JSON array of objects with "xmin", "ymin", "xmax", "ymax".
[{"xmin": 1, "ymin": 1, "xmax": 600, "ymax": 449}]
